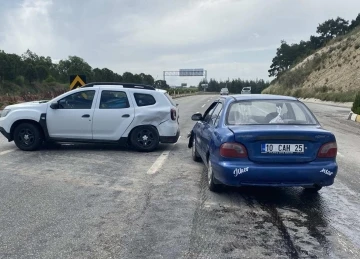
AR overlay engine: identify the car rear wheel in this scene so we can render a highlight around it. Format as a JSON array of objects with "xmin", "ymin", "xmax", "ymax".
[
  {"xmin": 192, "ymin": 137, "xmax": 202, "ymax": 162},
  {"xmin": 13, "ymin": 122, "xmax": 43, "ymax": 151},
  {"xmin": 207, "ymin": 159, "xmax": 221, "ymax": 192},
  {"xmin": 130, "ymin": 126, "xmax": 159, "ymax": 152}
]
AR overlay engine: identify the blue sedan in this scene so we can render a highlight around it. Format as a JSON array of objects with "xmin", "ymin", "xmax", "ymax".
[{"xmin": 188, "ymin": 94, "xmax": 338, "ymax": 193}]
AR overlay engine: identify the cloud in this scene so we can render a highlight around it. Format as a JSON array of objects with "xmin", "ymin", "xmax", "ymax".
[
  {"xmin": 1, "ymin": 0, "xmax": 360, "ymax": 86},
  {"xmin": 1, "ymin": 0, "xmax": 55, "ymax": 55}
]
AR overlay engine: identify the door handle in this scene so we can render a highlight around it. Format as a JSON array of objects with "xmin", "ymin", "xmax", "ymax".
[
  {"xmin": 82, "ymin": 114, "xmax": 90, "ymax": 118},
  {"xmin": 122, "ymin": 114, "xmax": 130, "ymax": 118}
]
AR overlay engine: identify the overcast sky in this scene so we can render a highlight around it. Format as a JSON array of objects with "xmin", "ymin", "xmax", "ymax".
[{"xmin": 1, "ymin": 0, "xmax": 360, "ymax": 86}]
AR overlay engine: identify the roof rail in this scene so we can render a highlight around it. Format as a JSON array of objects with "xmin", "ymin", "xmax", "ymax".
[{"xmin": 80, "ymin": 82, "xmax": 156, "ymax": 90}]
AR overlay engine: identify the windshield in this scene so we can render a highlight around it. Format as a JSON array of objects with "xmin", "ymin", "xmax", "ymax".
[
  {"xmin": 243, "ymin": 87, "xmax": 250, "ymax": 90},
  {"xmin": 226, "ymin": 100, "xmax": 318, "ymax": 125}
]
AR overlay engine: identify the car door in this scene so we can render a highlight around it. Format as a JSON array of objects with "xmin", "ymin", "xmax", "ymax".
[
  {"xmin": 46, "ymin": 89, "xmax": 97, "ymax": 139},
  {"xmin": 197, "ymin": 101, "xmax": 219, "ymax": 157},
  {"xmin": 201, "ymin": 101, "xmax": 224, "ymax": 155},
  {"xmin": 92, "ymin": 89, "xmax": 135, "ymax": 141}
]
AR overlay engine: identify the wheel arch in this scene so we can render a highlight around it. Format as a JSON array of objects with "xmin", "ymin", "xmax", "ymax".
[
  {"xmin": 127, "ymin": 124, "xmax": 160, "ymax": 145},
  {"xmin": 10, "ymin": 119, "xmax": 44, "ymax": 141}
]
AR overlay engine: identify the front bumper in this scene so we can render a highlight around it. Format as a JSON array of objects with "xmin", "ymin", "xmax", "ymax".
[
  {"xmin": 0, "ymin": 127, "xmax": 11, "ymax": 141},
  {"xmin": 211, "ymin": 160, "xmax": 338, "ymax": 187}
]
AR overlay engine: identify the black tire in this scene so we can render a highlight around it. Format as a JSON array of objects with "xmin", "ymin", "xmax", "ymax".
[
  {"xmin": 192, "ymin": 136, "xmax": 202, "ymax": 162},
  {"xmin": 207, "ymin": 159, "xmax": 221, "ymax": 192},
  {"xmin": 13, "ymin": 122, "xmax": 43, "ymax": 151},
  {"xmin": 130, "ymin": 126, "xmax": 159, "ymax": 152}
]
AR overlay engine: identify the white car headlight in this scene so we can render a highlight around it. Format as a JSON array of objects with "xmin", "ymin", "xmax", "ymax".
[{"xmin": 0, "ymin": 109, "xmax": 11, "ymax": 118}]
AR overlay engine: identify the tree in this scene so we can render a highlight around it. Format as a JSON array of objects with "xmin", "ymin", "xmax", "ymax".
[
  {"xmin": 25, "ymin": 64, "xmax": 37, "ymax": 83},
  {"xmin": 35, "ymin": 65, "xmax": 49, "ymax": 82},
  {"xmin": 316, "ymin": 17, "xmax": 349, "ymax": 40},
  {"xmin": 349, "ymin": 13, "xmax": 360, "ymax": 31},
  {"xmin": 123, "ymin": 72, "xmax": 135, "ymax": 83},
  {"xmin": 268, "ymin": 41, "xmax": 296, "ymax": 77},
  {"xmin": 57, "ymin": 56, "xmax": 93, "ymax": 82}
]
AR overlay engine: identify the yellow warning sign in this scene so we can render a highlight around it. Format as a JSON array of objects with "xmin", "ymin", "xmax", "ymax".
[{"xmin": 69, "ymin": 75, "xmax": 86, "ymax": 90}]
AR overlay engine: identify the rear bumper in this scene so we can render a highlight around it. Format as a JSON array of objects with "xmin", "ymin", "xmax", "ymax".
[
  {"xmin": 0, "ymin": 127, "xmax": 11, "ymax": 141},
  {"xmin": 211, "ymin": 159, "xmax": 338, "ymax": 187},
  {"xmin": 160, "ymin": 129, "xmax": 180, "ymax": 143}
]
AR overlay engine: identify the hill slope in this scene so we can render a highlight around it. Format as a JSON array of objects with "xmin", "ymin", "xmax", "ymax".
[{"xmin": 263, "ymin": 27, "xmax": 360, "ymax": 103}]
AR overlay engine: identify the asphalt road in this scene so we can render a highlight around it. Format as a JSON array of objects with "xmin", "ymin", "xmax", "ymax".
[{"xmin": 0, "ymin": 95, "xmax": 360, "ymax": 259}]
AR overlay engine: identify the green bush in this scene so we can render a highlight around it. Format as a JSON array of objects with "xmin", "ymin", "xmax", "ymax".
[
  {"xmin": 44, "ymin": 75, "xmax": 56, "ymax": 83},
  {"xmin": 14, "ymin": 76, "xmax": 25, "ymax": 86},
  {"xmin": 352, "ymin": 92, "xmax": 360, "ymax": 114}
]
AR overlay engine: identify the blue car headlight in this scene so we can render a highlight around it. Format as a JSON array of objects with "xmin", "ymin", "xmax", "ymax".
[{"xmin": 0, "ymin": 109, "xmax": 11, "ymax": 118}]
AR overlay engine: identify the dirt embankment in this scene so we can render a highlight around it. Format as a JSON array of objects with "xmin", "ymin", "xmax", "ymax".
[{"xmin": 263, "ymin": 28, "xmax": 360, "ymax": 103}]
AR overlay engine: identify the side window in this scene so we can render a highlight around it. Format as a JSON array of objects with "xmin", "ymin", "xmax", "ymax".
[
  {"xmin": 134, "ymin": 93, "xmax": 156, "ymax": 107},
  {"xmin": 203, "ymin": 102, "xmax": 218, "ymax": 123},
  {"xmin": 58, "ymin": 90, "xmax": 95, "ymax": 109},
  {"xmin": 290, "ymin": 103, "xmax": 307, "ymax": 121},
  {"xmin": 100, "ymin": 90, "xmax": 130, "ymax": 109},
  {"xmin": 212, "ymin": 103, "xmax": 223, "ymax": 126}
]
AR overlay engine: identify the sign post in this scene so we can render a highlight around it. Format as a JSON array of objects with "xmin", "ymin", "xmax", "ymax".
[
  {"xmin": 69, "ymin": 75, "xmax": 86, "ymax": 90},
  {"xmin": 201, "ymin": 83, "xmax": 208, "ymax": 92}
]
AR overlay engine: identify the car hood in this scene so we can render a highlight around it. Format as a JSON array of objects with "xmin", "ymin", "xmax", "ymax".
[{"xmin": 5, "ymin": 100, "xmax": 49, "ymax": 109}]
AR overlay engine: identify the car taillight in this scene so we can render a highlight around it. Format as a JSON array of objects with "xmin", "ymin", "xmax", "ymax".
[
  {"xmin": 220, "ymin": 143, "xmax": 248, "ymax": 158},
  {"xmin": 171, "ymin": 108, "xmax": 176, "ymax": 120},
  {"xmin": 317, "ymin": 142, "xmax": 337, "ymax": 158}
]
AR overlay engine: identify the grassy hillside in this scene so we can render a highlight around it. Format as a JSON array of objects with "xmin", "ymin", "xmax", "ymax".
[{"xmin": 263, "ymin": 27, "xmax": 360, "ymax": 103}]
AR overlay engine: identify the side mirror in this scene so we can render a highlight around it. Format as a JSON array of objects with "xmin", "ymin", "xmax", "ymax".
[
  {"xmin": 50, "ymin": 102, "xmax": 59, "ymax": 109},
  {"xmin": 191, "ymin": 113, "xmax": 203, "ymax": 121}
]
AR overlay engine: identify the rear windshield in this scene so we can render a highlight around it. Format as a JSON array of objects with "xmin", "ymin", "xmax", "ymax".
[
  {"xmin": 221, "ymin": 88, "xmax": 228, "ymax": 91},
  {"xmin": 242, "ymin": 87, "xmax": 250, "ymax": 90},
  {"xmin": 164, "ymin": 92, "xmax": 177, "ymax": 106},
  {"xmin": 226, "ymin": 100, "xmax": 318, "ymax": 125}
]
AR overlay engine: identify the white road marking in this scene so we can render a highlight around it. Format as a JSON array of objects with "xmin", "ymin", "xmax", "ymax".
[
  {"xmin": 337, "ymin": 152, "xmax": 344, "ymax": 158},
  {"xmin": 146, "ymin": 136, "xmax": 181, "ymax": 175},
  {"xmin": 0, "ymin": 149, "xmax": 16, "ymax": 156},
  {"xmin": 201, "ymin": 104, "xmax": 206, "ymax": 108},
  {"xmin": 147, "ymin": 151, "xmax": 170, "ymax": 175}
]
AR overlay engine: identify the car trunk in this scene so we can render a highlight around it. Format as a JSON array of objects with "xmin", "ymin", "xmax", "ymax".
[{"xmin": 228, "ymin": 125, "xmax": 334, "ymax": 164}]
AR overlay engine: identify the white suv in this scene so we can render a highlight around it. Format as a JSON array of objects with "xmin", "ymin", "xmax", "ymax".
[{"xmin": 0, "ymin": 82, "xmax": 180, "ymax": 152}]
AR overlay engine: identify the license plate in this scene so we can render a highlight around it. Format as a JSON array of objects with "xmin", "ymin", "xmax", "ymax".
[{"xmin": 261, "ymin": 144, "xmax": 304, "ymax": 154}]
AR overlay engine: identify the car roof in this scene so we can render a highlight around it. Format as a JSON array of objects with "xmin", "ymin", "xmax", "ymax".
[
  {"xmin": 221, "ymin": 94, "xmax": 298, "ymax": 101},
  {"xmin": 80, "ymin": 82, "xmax": 156, "ymax": 90}
]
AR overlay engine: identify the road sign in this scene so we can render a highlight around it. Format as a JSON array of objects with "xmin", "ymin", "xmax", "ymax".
[
  {"xmin": 69, "ymin": 75, "xmax": 86, "ymax": 90},
  {"xmin": 179, "ymin": 69, "xmax": 204, "ymax": 76}
]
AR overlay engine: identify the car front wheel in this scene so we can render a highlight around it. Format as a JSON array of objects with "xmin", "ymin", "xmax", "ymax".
[
  {"xmin": 130, "ymin": 126, "xmax": 159, "ymax": 152},
  {"xmin": 13, "ymin": 122, "xmax": 43, "ymax": 151}
]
